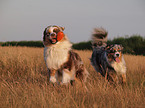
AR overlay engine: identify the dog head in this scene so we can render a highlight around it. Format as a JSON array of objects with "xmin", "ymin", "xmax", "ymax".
[
  {"xmin": 43, "ymin": 25, "xmax": 65, "ymax": 46},
  {"xmin": 106, "ymin": 44, "xmax": 123, "ymax": 63}
]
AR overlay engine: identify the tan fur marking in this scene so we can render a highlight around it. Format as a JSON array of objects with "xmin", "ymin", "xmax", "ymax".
[
  {"xmin": 122, "ymin": 74, "xmax": 126, "ymax": 83},
  {"xmin": 50, "ymin": 69, "xmax": 56, "ymax": 76},
  {"xmin": 119, "ymin": 52, "xmax": 122, "ymax": 61}
]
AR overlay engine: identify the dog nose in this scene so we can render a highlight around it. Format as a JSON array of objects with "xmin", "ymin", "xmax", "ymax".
[{"xmin": 116, "ymin": 54, "xmax": 120, "ymax": 57}]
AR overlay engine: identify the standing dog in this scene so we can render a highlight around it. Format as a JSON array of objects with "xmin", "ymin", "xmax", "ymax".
[
  {"xmin": 91, "ymin": 28, "xmax": 126, "ymax": 84},
  {"xmin": 43, "ymin": 25, "xmax": 88, "ymax": 84}
]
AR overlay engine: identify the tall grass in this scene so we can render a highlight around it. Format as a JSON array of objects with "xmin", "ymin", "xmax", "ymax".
[{"xmin": 0, "ymin": 46, "xmax": 145, "ymax": 108}]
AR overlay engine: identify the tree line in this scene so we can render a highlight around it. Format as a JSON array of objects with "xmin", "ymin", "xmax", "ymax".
[
  {"xmin": 0, "ymin": 41, "xmax": 43, "ymax": 47},
  {"xmin": 0, "ymin": 35, "xmax": 145, "ymax": 55},
  {"xmin": 72, "ymin": 35, "xmax": 145, "ymax": 55}
]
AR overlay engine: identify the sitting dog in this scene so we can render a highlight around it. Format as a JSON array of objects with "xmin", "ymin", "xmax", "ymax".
[
  {"xmin": 43, "ymin": 25, "xmax": 88, "ymax": 84},
  {"xmin": 91, "ymin": 28, "xmax": 126, "ymax": 84}
]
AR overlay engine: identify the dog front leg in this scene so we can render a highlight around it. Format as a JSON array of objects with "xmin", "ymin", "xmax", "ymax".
[
  {"xmin": 107, "ymin": 71, "xmax": 119, "ymax": 84},
  {"xmin": 121, "ymin": 74, "xmax": 126, "ymax": 84},
  {"xmin": 62, "ymin": 69, "xmax": 72, "ymax": 84},
  {"xmin": 49, "ymin": 69, "xmax": 57, "ymax": 83}
]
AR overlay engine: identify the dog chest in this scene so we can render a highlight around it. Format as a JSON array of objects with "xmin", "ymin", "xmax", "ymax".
[
  {"xmin": 44, "ymin": 47, "xmax": 69, "ymax": 70},
  {"xmin": 111, "ymin": 61, "xmax": 126, "ymax": 74}
]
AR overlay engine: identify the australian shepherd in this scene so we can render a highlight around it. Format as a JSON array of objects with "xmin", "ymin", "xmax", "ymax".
[
  {"xmin": 43, "ymin": 25, "xmax": 88, "ymax": 85},
  {"xmin": 91, "ymin": 28, "xmax": 126, "ymax": 84}
]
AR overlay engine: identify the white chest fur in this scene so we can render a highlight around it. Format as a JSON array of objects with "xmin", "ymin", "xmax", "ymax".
[
  {"xmin": 111, "ymin": 56, "xmax": 126, "ymax": 75},
  {"xmin": 44, "ymin": 41, "xmax": 72, "ymax": 70}
]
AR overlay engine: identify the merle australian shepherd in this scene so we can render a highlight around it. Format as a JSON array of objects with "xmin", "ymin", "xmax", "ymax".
[
  {"xmin": 43, "ymin": 25, "xmax": 89, "ymax": 85},
  {"xmin": 91, "ymin": 28, "xmax": 126, "ymax": 84}
]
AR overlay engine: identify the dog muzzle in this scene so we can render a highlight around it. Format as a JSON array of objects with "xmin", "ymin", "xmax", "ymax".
[
  {"xmin": 114, "ymin": 52, "xmax": 120, "ymax": 63},
  {"xmin": 49, "ymin": 32, "xmax": 64, "ymax": 44}
]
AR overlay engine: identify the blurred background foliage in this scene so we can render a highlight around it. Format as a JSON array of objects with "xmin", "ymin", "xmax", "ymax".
[{"xmin": 0, "ymin": 35, "xmax": 145, "ymax": 55}]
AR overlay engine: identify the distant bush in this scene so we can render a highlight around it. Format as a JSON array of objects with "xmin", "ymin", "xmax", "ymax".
[
  {"xmin": 72, "ymin": 41, "xmax": 92, "ymax": 50},
  {"xmin": 0, "ymin": 35, "xmax": 145, "ymax": 55},
  {"xmin": 0, "ymin": 42, "xmax": 3, "ymax": 46},
  {"xmin": 1, "ymin": 41, "xmax": 44, "ymax": 47},
  {"xmin": 73, "ymin": 35, "xmax": 145, "ymax": 55},
  {"xmin": 108, "ymin": 35, "xmax": 145, "ymax": 55}
]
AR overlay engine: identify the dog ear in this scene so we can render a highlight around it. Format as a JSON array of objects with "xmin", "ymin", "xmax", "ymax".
[
  {"xmin": 120, "ymin": 45, "xmax": 124, "ymax": 50},
  {"xmin": 105, "ymin": 45, "xmax": 110, "ymax": 50},
  {"xmin": 43, "ymin": 28, "xmax": 47, "ymax": 41},
  {"xmin": 60, "ymin": 27, "xmax": 65, "ymax": 31}
]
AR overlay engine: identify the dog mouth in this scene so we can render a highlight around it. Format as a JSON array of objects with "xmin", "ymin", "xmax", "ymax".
[
  {"xmin": 115, "ymin": 57, "xmax": 120, "ymax": 63},
  {"xmin": 50, "ymin": 38, "xmax": 57, "ymax": 44},
  {"xmin": 48, "ymin": 33, "xmax": 58, "ymax": 44},
  {"xmin": 49, "ymin": 37, "xmax": 58, "ymax": 44}
]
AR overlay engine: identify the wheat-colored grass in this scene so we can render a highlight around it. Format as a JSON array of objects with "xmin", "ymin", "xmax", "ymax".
[{"xmin": 0, "ymin": 46, "xmax": 145, "ymax": 108}]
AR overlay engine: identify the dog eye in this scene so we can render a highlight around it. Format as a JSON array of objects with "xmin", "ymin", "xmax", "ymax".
[
  {"xmin": 46, "ymin": 33, "xmax": 50, "ymax": 36},
  {"xmin": 110, "ymin": 50, "xmax": 115, "ymax": 53},
  {"xmin": 53, "ymin": 29, "xmax": 56, "ymax": 32}
]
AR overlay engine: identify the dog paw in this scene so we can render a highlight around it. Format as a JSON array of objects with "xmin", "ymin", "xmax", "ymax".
[
  {"xmin": 50, "ymin": 76, "xmax": 57, "ymax": 83},
  {"xmin": 62, "ymin": 71, "xmax": 71, "ymax": 84},
  {"xmin": 62, "ymin": 78, "xmax": 70, "ymax": 84}
]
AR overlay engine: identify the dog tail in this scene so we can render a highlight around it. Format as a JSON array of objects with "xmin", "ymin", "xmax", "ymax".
[{"xmin": 91, "ymin": 27, "xmax": 108, "ymax": 47}]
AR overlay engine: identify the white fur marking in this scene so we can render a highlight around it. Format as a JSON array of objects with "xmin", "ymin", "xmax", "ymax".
[
  {"xmin": 48, "ymin": 27, "xmax": 57, "ymax": 33},
  {"xmin": 111, "ymin": 56, "xmax": 126, "ymax": 75},
  {"xmin": 62, "ymin": 69, "xmax": 71, "ymax": 84},
  {"xmin": 44, "ymin": 40, "xmax": 72, "ymax": 70},
  {"xmin": 50, "ymin": 76, "xmax": 57, "ymax": 83}
]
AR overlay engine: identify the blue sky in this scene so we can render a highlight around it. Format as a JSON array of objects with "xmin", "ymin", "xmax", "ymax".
[{"xmin": 0, "ymin": 0, "xmax": 145, "ymax": 43}]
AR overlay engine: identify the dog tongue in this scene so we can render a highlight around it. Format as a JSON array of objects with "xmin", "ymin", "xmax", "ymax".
[
  {"xmin": 51, "ymin": 38, "xmax": 57, "ymax": 43},
  {"xmin": 115, "ymin": 58, "xmax": 120, "ymax": 63}
]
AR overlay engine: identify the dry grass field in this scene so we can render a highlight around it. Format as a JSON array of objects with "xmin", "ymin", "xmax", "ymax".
[{"xmin": 0, "ymin": 46, "xmax": 145, "ymax": 108}]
